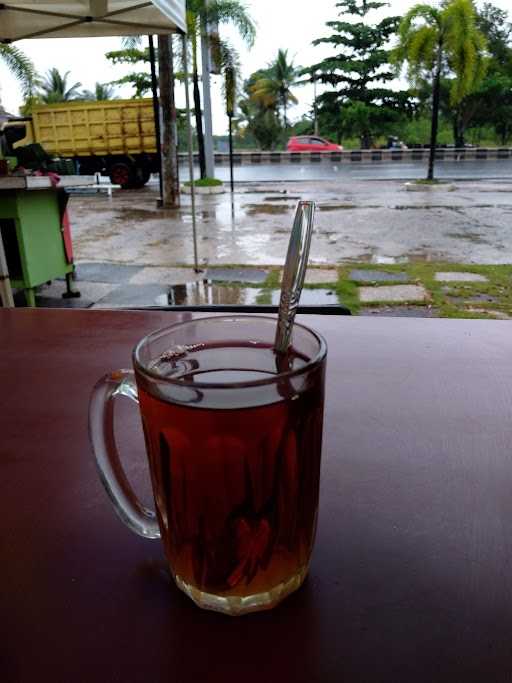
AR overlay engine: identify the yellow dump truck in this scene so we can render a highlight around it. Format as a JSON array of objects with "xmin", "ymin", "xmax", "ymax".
[{"xmin": 1, "ymin": 99, "xmax": 159, "ymax": 188}]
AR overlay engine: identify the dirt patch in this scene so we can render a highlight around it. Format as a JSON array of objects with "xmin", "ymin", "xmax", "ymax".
[
  {"xmin": 264, "ymin": 196, "xmax": 301, "ymax": 201},
  {"xmin": 113, "ymin": 208, "xmax": 161, "ymax": 221},
  {"xmin": 318, "ymin": 204, "xmax": 357, "ymax": 211},
  {"xmin": 446, "ymin": 232, "xmax": 490, "ymax": 244},
  {"xmin": 243, "ymin": 203, "xmax": 291, "ymax": 215}
]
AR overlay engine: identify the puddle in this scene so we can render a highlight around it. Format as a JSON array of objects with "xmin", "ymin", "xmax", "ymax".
[
  {"xmin": 154, "ymin": 281, "xmax": 262, "ymax": 306},
  {"xmin": 242, "ymin": 203, "xmax": 292, "ymax": 215},
  {"xmin": 155, "ymin": 282, "xmax": 340, "ymax": 307},
  {"xmin": 270, "ymin": 288, "xmax": 337, "ymax": 305},
  {"xmin": 371, "ymin": 255, "xmax": 410, "ymax": 265},
  {"xmin": 365, "ymin": 250, "xmax": 448, "ymax": 264}
]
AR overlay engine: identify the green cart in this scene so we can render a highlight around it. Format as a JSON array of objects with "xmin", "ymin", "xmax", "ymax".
[{"xmin": 0, "ymin": 176, "xmax": 80, "ymax": 306}]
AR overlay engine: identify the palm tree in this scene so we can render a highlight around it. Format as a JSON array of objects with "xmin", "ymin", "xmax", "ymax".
[
  {"xmin": 187, "ymin": 0, "xmax": 255, "ymax": 177},
  {"xmin": 39, "ymin": 68, "xmax": 82, "ymax": 104},
  {"xmin": 393, "ymin": 0, "xmax": 487, "ymax": 180},
  {"xmin": 251, "ymin": 49, "xmax": 302, "ymax": 129},
  {"xmin": 0, "ymin": 44, "xmax": 37, "ymax": 100},
  {"xmin": 81, "ymin": 82, "xmax": 117, "ymax": 101}
]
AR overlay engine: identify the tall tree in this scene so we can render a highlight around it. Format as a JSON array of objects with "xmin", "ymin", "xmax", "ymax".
[
  {"xmin": 307, "ymin": 0, "xmax": 402, "ymax": 148},
  {"xmin": 81, "ymin": 82, "xmax": 117, "ymax": 101},
  {"xmin": 429, "ymin": 3, "xmax": 512, "ymax": 147},
  {"xmin": 106, "ymin": 46, "xmax": 153, "ymax": 97},
  {"xmin": 476, "ymin": 2, "xmax": 512, "ymax": 69},
  {"xmin": 394, "ymin": 0, "xmax": 487, "ymax": 180},
  {"xmin": 39, "ymin": 68, "xmax": 82, "ymax": 104},
  {"xmin": 187, "ymin": 0, "xmax": 255, "ymax": 177},
  {"xmin": 251, "ymin": 49, "xmax": 302, "ymax": 128},
  {"xmin": 0, "ymin": 44, "xmax": 37, "ymax": 103},
  {"xmin": 237, "ymin": 69, "xmax": 282, "ymax": 150}
]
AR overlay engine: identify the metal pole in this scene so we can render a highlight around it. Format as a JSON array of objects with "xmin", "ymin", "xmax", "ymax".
[
  {"xmin": 313, "ymin": 79, "xmax": 319, "ymax": 137},
  {"xmin": 148, "ymin": 34, "xmax": 163, "ymax": 205},
  {"xmin": 0, "ymin": 233, "xmax": 14, "ymax": 307},
  {"xmin": 228, "ymin": 114, "xmax": 234, "ymax": 193},
  {"xmin": 200, "ymin": 8, "xmax": 215, "ymax": 178},
  {"xmin": 182, "ymin": 33, "xmax": 200, "ymax": 273}
]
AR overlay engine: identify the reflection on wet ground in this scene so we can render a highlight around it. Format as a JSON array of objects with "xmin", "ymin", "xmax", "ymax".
[
  {"xmin": 270, "ymin": 288, "xmax": 338, "ymax": 305},
  {"xmin": 154, "ymin": 281, "xmax": 262, "ymax": 307},
  {"xmin": 152, "ymin": 281, "xmax": 340, "ymax": 308}
]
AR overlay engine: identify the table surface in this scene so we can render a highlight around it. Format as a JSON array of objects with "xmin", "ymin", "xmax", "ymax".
[
  {"xmin": 0, "ymin": 175, "xmax": 95, "ymax": 190},
  {"xmin": 2, "ymin": 309, "xmax": 512, "ymax": 682}
]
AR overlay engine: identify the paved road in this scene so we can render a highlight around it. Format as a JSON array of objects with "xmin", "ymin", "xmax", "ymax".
[
  {"xmin": 180, "ymin": 160, "xmax": 512, "ymax": 182},
  {"xmin": 70, "ymin": 178, "xmax": 512, "ymax": 267}
]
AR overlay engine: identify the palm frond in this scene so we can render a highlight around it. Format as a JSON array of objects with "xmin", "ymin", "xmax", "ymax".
[
  {"xmin": 207, "ymin": 0, "xmax": 256, "ymax": 48},
  {"xmin": 0, "ymin": 44, "xmax": 37, "ymax": 98}
]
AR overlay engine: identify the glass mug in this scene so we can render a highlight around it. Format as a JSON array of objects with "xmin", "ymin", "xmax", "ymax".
[{"xmin": 89, "ymin": 316, "xmax": 327, "ymax": 615}]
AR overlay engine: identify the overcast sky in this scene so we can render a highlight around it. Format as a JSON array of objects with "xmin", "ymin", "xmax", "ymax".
[{"xmin": 0, "ymin": 0, "xmax": 509, "ymax": 134}]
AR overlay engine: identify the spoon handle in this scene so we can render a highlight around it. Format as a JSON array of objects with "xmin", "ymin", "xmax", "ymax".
[{"xmin": 274, "ymin": 200, "xmax": 316, "ymax": 354}]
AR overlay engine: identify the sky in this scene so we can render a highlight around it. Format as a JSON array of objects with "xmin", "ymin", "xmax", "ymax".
[{"xmin": 0, "ymin": 0, "xmax": 509, "ymax": 134}]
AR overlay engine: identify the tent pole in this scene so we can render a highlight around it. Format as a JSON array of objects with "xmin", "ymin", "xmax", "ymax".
[
  {"xmin": 0, "ymin": 233, "xmax": 14, "ymax": 308},
  {"xmin": 148, "ymin": 34, "xmax": 163, "ymax": 206},
  {"xmin": 181, "ymin": 32, "xmax": 200, "ymax": 274},
  {"xmin": 228, "ymin": 113, "xmax": 234, "ymax": 193}
]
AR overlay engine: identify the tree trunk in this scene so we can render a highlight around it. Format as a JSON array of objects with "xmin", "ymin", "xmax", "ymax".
[
  {"xmin": 361, "ymin": 131, "xmax": 371, "ymax": 149},
  {"xmin": 452, "ymin": 117, "xmax": 459, "ymax": 148},
  {"xmin": 428, "ymin": 47, "xmax": 443, "ymax": 181},
  {"xmin": 453, "ymin": 109, "xmax": 465, "ymax": 148},
  {"xmin": 200, "ymin": 7, "xmax": 215, "ymax": 178},
  {"xmin": 191, "ymin": 36, "xmax": 206, "ymax": 178},
  {"xmin": 158, "ymin": 35, "xmax": 179, "ymax": 208}
]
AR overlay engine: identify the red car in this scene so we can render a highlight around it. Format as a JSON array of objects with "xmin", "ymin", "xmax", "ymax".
[{"xmin": 287, "ymin": 136, "xmax": 343, "ymax": 152}]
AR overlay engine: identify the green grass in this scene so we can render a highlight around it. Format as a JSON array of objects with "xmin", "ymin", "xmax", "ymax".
[
  {"xmin": 184, "ymin": 177, "xmax": 223, "ymax": 187},
  {"xmin": 192, "ymin": 263, "xmax": 512, "ymax": 318},
  {"xmin": 339, "ymin": 262, "xmax": 512, "ymax": 318}
]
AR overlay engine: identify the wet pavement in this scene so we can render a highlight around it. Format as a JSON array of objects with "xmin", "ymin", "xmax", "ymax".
[
  {"xmin": 27, "ymin": 262, "xmax": 342, "ymax": 309},
  {"xmin": 68, "ymin": 177, "xmax": 512, "ymax": 267},
  {"xmin": 185, "ymin": 160, "xmax": 512, "ymax": 182}
]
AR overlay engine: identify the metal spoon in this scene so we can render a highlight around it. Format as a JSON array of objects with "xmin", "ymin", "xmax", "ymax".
[{"xmin": 274, "ymin": 200, "xmax": 316, "ymax": 354}]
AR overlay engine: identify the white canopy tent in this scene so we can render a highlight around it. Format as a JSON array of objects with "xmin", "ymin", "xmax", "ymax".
[
  {"xmin": 0, "ymin": 0, "xmax": 202, "ymax": 309},
  {"xmin": 0, "ymin": 1, "xmax": 186, "ymax": 41}
]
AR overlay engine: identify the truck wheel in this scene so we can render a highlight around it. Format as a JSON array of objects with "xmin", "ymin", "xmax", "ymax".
[
  {"xmin": 109, "ymin": 162, "xmax": 133, "ymax": 188},
  {"xmin": 128, "ymin": 165, "xmax": 149, "ymax": 189},
  {"xmin": 140, "ymin": 167, "xmax": 151, "ymax": 185}
]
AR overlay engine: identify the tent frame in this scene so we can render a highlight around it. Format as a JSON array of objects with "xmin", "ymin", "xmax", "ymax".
[{"xmin": 0, "ymin": 1, "xmax": 184, "ymax": 42}]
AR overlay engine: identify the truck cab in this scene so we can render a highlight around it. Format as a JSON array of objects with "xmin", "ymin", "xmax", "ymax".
[{"xmin": 0, "ymin": 118, "xmax": 35, "ymax": 156}]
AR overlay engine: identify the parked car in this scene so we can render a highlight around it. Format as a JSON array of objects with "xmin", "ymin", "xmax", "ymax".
[{"xmin": 287, "ymin": 136, "xmax": 343, "ymax": 152}]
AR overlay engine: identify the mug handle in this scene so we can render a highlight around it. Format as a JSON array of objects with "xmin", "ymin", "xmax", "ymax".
[{"xmin": 88, "ymin": 369, "xmax": 161, "ymax": 539}]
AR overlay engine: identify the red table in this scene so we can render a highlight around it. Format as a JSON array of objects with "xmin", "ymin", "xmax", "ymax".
[{"xmin": 2, "ymin": 309, "xmax": 512, "ymax": 682}]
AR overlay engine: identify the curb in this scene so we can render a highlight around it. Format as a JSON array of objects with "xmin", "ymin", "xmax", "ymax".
[{"xmin": 181, "ymin": 185, "xmax": 225, "ymax": 195}]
